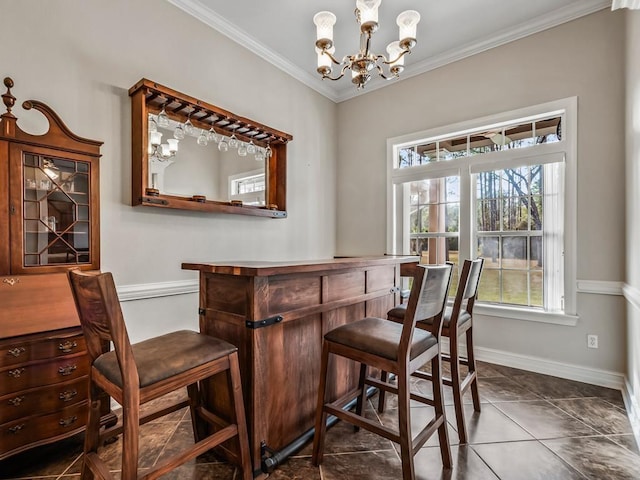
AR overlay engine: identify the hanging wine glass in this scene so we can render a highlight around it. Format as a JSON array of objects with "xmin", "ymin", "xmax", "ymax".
[
  {"xmin": 238, "ymin": 142, "xmax": 247, "ymax": 156},
  {"xmin": 197, "ymin": 130, "xmax": 208, "ymax": 146},
  {"xmin": 184, "ymin": 115, "xmax": 196, "ymax": 136},
  {"xmin": 148, "ymin": 117, "xmax": 158, "ymax": 133},
  {"xmin": 207, "ymin": 127, "xmax": 219, "ymax": 143},
  {"xmin": 228, "ymin": 134, "xmax": 239, "ymax": 149},
  {"xmin": 157, "ymin": 105, "xmax": 170, "ymax": 128},
  {"xmin": 247, "ymin": 140, "xmax": 256, "ymax": 155},
  {"xmin": 218, "ymin": 136, "xmax": 229, "ymax": 152},
  {"xmin": 255, "ymin": 148, "xmax": 265, "ymax": 162},
  {"xmin": 265, "ymin": 145, "xmax": 272, "ymax": 158},
  {"xmin": 173, "ymin": 123, "xmax": 185, "ymax": 140}
]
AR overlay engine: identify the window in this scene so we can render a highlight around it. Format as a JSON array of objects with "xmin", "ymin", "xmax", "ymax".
[
  {"xmin": 229, "ymin": 169, "xmax": 266, "ymax": 206},
  {"xmin": 387, "ymin": 98, "xmax": 577, "ymax": 323}
]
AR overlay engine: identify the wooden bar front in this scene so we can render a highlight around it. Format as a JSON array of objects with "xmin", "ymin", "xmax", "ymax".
[{"xmin": 182, "ymin": 256, "xmax": 417, "ymax": 474}]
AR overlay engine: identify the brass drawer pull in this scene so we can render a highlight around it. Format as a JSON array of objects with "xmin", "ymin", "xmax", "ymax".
[
  {"xmin": 2, "ymin": 278, "xmax": 20, "ymax": 286},
  {"xmin": 59, "ymin": 416, "xmax": 78, "ymax": 427},
  {"xmin": 8, "ymin": 368, "xmax": 25, "ymax": 378},
  {"xmin": 58, "ymin": 364, "xmax": 77, "ymax": 376},
  {"xmin": 7, "ymin": 347, "xmax": 26, "ymax": 357},
  {"xmin": 59, "ymin": 389, "xmax": 78, "ymax": 402},
  {"xmin": 58, "ymin": 340, "xmax": 78, "ymax": 353},
  {"xmin": 8, "ymin": 396, "xmax": 25, "ymax": 407},
  {"xmin": 9, "ymin": 424, "xmax": 25, "ymax": 434}
]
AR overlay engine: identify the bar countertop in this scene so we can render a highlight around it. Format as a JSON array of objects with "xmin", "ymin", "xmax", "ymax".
[{"xmin": 182, "ymin": 255, "xmax": 418, "ymax": 277}]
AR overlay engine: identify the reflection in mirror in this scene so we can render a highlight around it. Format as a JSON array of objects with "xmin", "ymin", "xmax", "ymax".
[{"xmin": 147, "ymin": 114, "xmax": 266, "ymax": 205}]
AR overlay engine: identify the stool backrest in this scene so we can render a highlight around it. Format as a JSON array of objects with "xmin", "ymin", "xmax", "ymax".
[
  {"xmin": 448, "ymin": 258, "xmax": 484, "ymax": 333},
  {"xmin": 400, "ymin": 263, "xmax": 453, "ymax": 360},
  {"xmin": 67, "ymin": 270, "xmax": 137, "ymax": 383}
]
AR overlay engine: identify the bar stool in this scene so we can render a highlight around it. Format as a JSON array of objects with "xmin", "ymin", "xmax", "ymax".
[
  {"xmin": 312, "ymin": 264, "xmax": 453, "ymax": 480},
  {"xmin": 67, "ymin": 270, "xmax": 252, "ymax": 480},
  {"xmin": 380, "ymin": 258, "xmax": 484, "ymax": 444}
]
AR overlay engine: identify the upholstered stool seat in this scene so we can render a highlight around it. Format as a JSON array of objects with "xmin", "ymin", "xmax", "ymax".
[
  {"xmin": 94, "ymin": 330, "xmax": 237, "ymax": 388},
  {"xmin": 324, "ymin": 317, "xmax": 437, "ymax": 361}
]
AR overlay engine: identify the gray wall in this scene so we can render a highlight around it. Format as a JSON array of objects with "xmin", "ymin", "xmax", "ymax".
[
  {"xmin": 336, "ymin": 10, "xmax": 627, "ymax": 375},
  {"xmin": 0, "ymin": 0, "xmax": 338, "ymax": 342},
  {"xmin": 624, "ymin": 10, "xmax": 640, "ymax": 429}
]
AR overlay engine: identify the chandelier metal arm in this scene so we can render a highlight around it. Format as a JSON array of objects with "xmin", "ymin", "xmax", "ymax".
[
  {"xmin": 381, "ymin": 46, "xmax": 411, "ymax": 66},
  {"xmin": 321, "ymin": 63, "xmax": 351, "ymax": 82}
]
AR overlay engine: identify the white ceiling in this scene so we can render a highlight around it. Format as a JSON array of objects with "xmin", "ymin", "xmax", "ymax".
[{"xmin": 167, "ymin": 0, "xmax": 611, "ymax": 103}]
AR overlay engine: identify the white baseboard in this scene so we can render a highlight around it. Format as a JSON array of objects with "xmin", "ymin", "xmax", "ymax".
[
  {"xmin": 623, "ymin": 379, "xmax": 640, "ymax": 448},
  {"xmin": 472, "ymin": 345, "xmax": 625, "ymax": 390}
]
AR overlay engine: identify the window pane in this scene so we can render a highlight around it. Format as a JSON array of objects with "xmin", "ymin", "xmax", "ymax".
[
  {"xmin": 478, "ymin": 268, "xmax": 500, "ymax": 303},
  {"xmin": 398, "ymin": 147, "xmax": 419, "ymax": 168},
  {"xmin": 535, "ymin": 117, "xmax": 561, "ymax": 144},
  {"xmin": 531, "ymin": 195, "xmax": 543, "ymax": 231},
  {"xmin": 477, "ymin": 171, "xmax": 500, "ymax": 199},
  {"xmin": 531, "ymin": 271, "xmax": 543, "ymax": 307},
  {"xmin": 530, "ymin": 237, "xmax": 543, "ymax": 270},
  {"xmin": 416, "ymin": 142, "xmax": 437, "ymax": 164},
  {"xmin": 446, "ymin": 204, "xmax": 459, "ymax": 232},
  {"xmin": 477, "ymin": 200, "xmax": 499, "ymax": 232},
  {"xmin": 438, "ymin": 135, "xmax": 468, "ymax": 160},
  {"xmin": 502, "ymin": 195, "xmax": 528, "ymax": 231},
  {"xmin": 502, "ymin": 270, "xmax": 529, "ymax": 305},
  {"xmin": 505, "ymin": 122, "xmax": 535, "ymax": 149},
  {"xmin": 477, "ymin": 236, "xmax": 499, "ymax": 268},
  {"xmin": 502, "ymin": 236, "xmax": 527, "ymax": 269}
]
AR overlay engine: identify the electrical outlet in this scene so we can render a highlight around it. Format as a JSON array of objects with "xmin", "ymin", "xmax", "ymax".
[{"xmin": 587, "ymin": 334, "xmax": 598, "ymax": 349}]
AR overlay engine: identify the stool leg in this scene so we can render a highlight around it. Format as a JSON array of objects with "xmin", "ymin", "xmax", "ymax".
[
  {"xmin": 397, "ymin": 367, "xmax": 415, "ymax": 480},
  {"xmin": 378, "ymin": 370, "xmax": 388, "ymax": 413},
  {"xmin": 81, "ymin": 385, "xmax": 101, "ymax": 480},
  {"xmin": 354, "ymin": 363, "xmax": 367, "ymax": 432},
  {"xmin": 450, "ymin": 335, "xmax": 468, "ymax": 444},
  {"xmin": 121, "ymin": 388, "xmax": 140, "ymax": 480},
  {"xmin": 228, "ymin": 352, "xmax": 253, "ymax": 480},
  {"xmin": 466, "ymin": 327, "xmax": 481, "ymax": 412},
  {"xmin": 187, "ymin": 383, "xmax": 206, "ymax": 442},
  {"xmin": 431, "ymin": 355, "xmax": 452, "ymax": 469},
  {"xmin": 312, "ymin": 341, "xmax": 331, "ymax": 466}
]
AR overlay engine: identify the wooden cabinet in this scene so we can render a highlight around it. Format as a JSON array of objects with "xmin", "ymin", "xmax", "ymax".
[
  {"xmin": 0, "ymin": 77, "xmax": 111, "ymax": 460},
  {"xmin": 183, "ymin": 256, "xmax": 417, "ymax": 474}
]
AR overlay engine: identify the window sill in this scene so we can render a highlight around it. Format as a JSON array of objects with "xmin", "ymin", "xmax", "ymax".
[{"xmin": 474, "ymin": 304, "xmax": 579, "ymax": 326}]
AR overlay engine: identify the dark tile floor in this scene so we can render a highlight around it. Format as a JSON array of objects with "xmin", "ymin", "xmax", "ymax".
[{"xmin": 1, "ymin": 361, "xmax": 638, "ymax": 479}]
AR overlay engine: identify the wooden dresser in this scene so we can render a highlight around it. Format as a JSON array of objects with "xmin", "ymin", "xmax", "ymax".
[
  {"xmin": 0, "ymin": 77, "xmax": 111, "ymax": 460},
  {"xmin": 0, "ymin": 274, "xmax": 96, "ymax": 460}
]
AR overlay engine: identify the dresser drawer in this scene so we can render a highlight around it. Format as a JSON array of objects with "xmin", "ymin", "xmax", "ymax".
[
  {"xmin": 0, "ymin": 376, "xmax": 89, "ymax": 424},
  {"xmin": 0, "ymin": 330, "xmax": 86, "ymax": 369},
  {"xmin": 0, "ymin": 353, "xmax": 89, "ymax": 397},
  {"xmin": 0, "ymin": 402, "xmax": 87, "ymax": 456}
]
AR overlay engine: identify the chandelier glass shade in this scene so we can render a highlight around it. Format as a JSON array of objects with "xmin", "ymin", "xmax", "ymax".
[{"xmin": 313, "ymin": 1, "xmax": 420, "ymax": 89}]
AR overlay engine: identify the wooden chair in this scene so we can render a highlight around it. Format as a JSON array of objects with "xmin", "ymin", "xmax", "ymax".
[
  {"xmin": 67, "ymin": 270, "xmax": 252, "ymax": 480},
  {"xmin": 380, "ymin": 258, "xmax": 484, "ymax": 444},
  {"xmin": 312, "ymin": 264, "xmax": 453, "ymax": 480}
]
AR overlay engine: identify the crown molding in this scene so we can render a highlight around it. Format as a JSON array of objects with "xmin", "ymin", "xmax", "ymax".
[
  {"xmin": 166, "ymin": 0, "xmax": 340, "ymax": 102},
  {"xmin": 335, "ymin": 0, "xmax": 611, "ymax": 102},
  {"xmin": 167, "ymin": 0, "xmax": 610, "ymax": 104}
]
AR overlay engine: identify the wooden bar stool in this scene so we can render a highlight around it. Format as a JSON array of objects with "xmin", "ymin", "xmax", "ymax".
[
  {"xmin": 380, "ymin": 258, "xmax": 484, "ymax": 444},
  {"xmin": 67, "ymin": 270, "xmax": 252, "ymax": 480},
  {"xmin": 312, "ymin": 264, "xmax": 453, "ymax": 480}
]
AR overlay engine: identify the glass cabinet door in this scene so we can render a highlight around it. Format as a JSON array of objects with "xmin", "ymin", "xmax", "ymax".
[{"xmin": 22, "ymin": 153, "xmax": 91, "ymax": 267}]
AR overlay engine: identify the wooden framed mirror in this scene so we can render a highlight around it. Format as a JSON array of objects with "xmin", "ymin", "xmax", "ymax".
[{"xmin": 129, "ymin": 79, "xmax": 292, "ymax": 218}]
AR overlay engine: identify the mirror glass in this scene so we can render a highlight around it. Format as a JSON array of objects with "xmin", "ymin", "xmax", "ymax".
[{"xmin": 148, "ymin": 114, "xmax": 267, "ymax": 206}]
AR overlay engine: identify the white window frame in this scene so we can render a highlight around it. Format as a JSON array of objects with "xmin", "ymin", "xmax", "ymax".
[{"xmin": 386, "ymin": 97, "xmax": 578, "ymax": 326}]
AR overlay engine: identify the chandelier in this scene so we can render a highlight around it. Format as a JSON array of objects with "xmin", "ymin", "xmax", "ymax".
[{"xmin": 313, "ymin": 0, "xmax": 420, "ymax": 90}]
